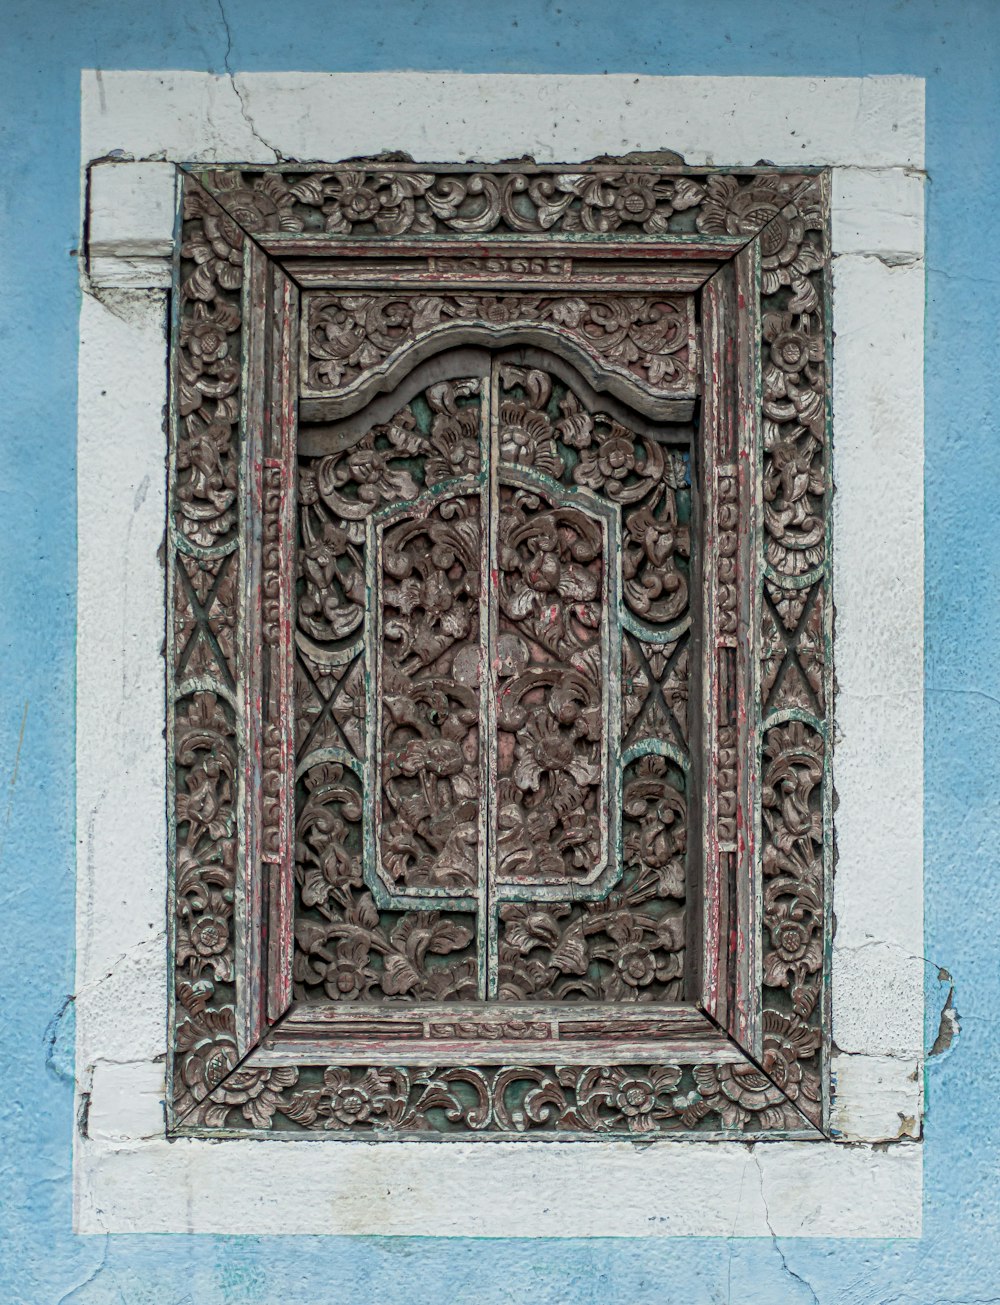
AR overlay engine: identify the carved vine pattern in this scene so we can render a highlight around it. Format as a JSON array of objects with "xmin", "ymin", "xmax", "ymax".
[
  {"xmin": 170, "ymin": 166, "xmax": 831, "ymax": 1137},
  {"xmin": 195, "ymin": 164, "xmax": 813, "ymax": 240},
  {"xmin": 171, "ymin": 181, "xmax": 251, "ymax": 1127},
  {"xmin": 756, "ymin": 176, "xmax": 828, "ymax": 1129},
  {"xmin": 294, "ymin": 380, "xmax": 484, "ymax": 1002},
  {"xmin": 305, "ymin": 292, "xmax": 696, "ymax": 395}
]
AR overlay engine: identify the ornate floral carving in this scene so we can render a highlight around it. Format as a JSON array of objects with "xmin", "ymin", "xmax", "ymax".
[
  {"xmin": 687, "ymin": 1011, "xmax": 820, "ymax": 1131},
  {"xmin": 199, "ymin": 164, "xmax": 813, "ymax": 241},
  {"xmin": 182, "ymin": 1055, "xmax": 823, "ymax": 1137},
  {"xmin": 495, "ymin": 481, "xmax": 605, "ymax": 884},
  {"xmin": 696, "ymin": 174, "xmax": 824, "ymax": 311},
  {"xmin": 754, "ymin": 176, "xmax": 829, "ymax": 1129},
  {"xmin": 757, "ymin": 183, "xmax": 827, "ymax": 580},
  {"xmin": 497, "ymin": 366, "xmax": 692, "ymax": 628},
  {"xmin": 305, "ymin": 292, "xmax": 696, "ymax": 396},
  {"xmin": 761, "ymin": 721, "xmax": 824, "ymax": 1026},
  {"xmin": 175, "ymin": 184, "xmax": 245, "ymax": 548},
  {"xmin": 498, "ymin": 755, "xmax": 687, "ymax": 1001},
  {"xmin": 171, "ymin": 691, "xmax": 240, "ymax": 1121},
  {"xmin": 292, "ymin": 760, "xmax": 478, "ymax": 1002},
  {"xmin": 169, "ymin": 162, "xmax": 832, "ymax": 1140},
  {"xmin": 379, "ymin": 497, "xmax": 483, "ymax": 890},
  {"xmin": 175, "ymin": 1005, "xmax": 299, "ymax": 1129}
]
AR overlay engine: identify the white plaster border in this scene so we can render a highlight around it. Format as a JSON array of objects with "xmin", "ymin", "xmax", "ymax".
[{"xmin": 75, "ymin": 71, "xmax": 925, "ymax": 1237}]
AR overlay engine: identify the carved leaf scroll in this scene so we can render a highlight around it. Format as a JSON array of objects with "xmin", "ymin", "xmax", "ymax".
[
  {"xmin": 305, "ymin": 292, "xmax": 698, "ymax": 398},
  {"xmin": 196, "ymin": 164, "xmax": 814, "ymax": 241}
]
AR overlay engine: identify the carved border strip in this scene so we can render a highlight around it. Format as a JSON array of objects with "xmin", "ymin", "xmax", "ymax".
[{"xmin": 168, "ymin": 163, "xmax": 831, "ymax": 1139}]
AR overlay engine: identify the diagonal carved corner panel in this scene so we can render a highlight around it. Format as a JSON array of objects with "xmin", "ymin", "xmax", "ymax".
[{"xmin": 168, "ymin": 162, "xmax": 832, "ymax": 1139}]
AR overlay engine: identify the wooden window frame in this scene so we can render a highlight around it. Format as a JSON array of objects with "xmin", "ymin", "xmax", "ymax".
[{"xmin": 168, "ymin": 161, "xmax": 832, "ymax": 1140}]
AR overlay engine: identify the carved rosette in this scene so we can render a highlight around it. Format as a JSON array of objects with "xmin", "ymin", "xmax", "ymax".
[{"xmin": 169, "ymin": 162, "xmax": 832, "ymax": 1139}]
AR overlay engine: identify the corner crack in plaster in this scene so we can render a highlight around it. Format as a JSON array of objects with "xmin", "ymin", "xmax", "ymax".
[
  {"xmin": 753, "ymin": 1151, "xmax": 821, "ymax": 1305},
  {"xmin": 75, "ymin": 933, "xmax": 167, "ymax": 1003},
  {"xmin": 215, "ymin": 0, "xmax": 284, "ymax": 162}
]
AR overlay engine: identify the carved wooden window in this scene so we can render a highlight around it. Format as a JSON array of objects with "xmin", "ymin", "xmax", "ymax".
[{"xmin": 169, "ymin": 163, "xmax": 831, "ymax": 1138}]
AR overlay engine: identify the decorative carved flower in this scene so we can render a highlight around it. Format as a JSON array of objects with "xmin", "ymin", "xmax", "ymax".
[
  {"xmin": 762, "ymin": 311, "xmax": 825, "ymax": 437},
  {"xmin": 498, "ymin": 399, "xmax": 565, "ymax": 477},
  {"xmin": 613, "ymin": 941, "xmax": 658, "ymax": 987},
  {"xmin": 190, "ymin": 913, "xmax": 229, "ymax": 959},
  {"xmin": 763, "ymin": 890, "xmax": 822, "ymax": 989},
  {"xmin": 763, "ymin": 311, "xmax": 823, "ymax": 377},
  {"xmin": 182, "ymin": 305, "xmax": 240, "ymax": 370},
  {"xmin": 176, "ymin": 1011, "xmax": 297, "ymax": 1129},
  {"xmin": 767, "ymin": 898, "xmax": 820, "ymax": 963},
  {"xmin": 611, "ymin": 175, "xmax": 658, "ymax": 225},
  {"xmin": 425, "ymin": 403, "xmax": 480, "ymax": 484},
  {"xmin": 564, "ymin": 402, "xmax": 661, "ymax": 503},
  {"xmin": 691, "ymin": 1011, "xmax": 820, "ymax": 1130},
  {"xmin": 697, "ymin": 175, "xmax": 823, "ymax": 307},
  {"xmin": 202, "ymin": 170, "xmax": 304, "ymax": 234},
  {"xmin": 326, "ymin": 937, "xmax": 377, "ymax": 1000},
  {"xmin": 321, "ymin": 1067, "xmax": 409, "ymax": 1128},
  {"xmin": 328, "ymin": 176, "xmax": 382, "ymax": 225},
  {"xmin": 512, "ymin": 713, "xmax": 599, "ymax": 792},
  {"xmin": 595, "ymin": 433, "xmax": 637, "ymax": 481},
  {"xmin": 318, "ymin": 171, "xmax": 435, "ymax": 236},
  {"xmin": 601, "ymin": 1065, "xmax": 682, "ymax": 1132},
  {"xmin": 181, "ymin": 209, "xmax": 245, "ymax": 295}
]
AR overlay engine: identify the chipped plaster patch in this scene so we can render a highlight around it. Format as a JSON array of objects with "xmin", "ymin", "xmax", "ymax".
[{"xmin": 75, "ymin": 70, "xmax": 925, "ymax": 1236}]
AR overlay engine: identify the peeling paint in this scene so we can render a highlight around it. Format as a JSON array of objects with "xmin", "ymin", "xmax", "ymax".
[{"xmin": 929, "ymin": 987, "xmax": 960, "ymax": 1058}]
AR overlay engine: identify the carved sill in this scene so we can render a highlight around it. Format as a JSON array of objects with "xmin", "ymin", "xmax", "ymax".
[{"xmin": 168, "ymin": 161, "xmax": 831, "ymax": 1140}]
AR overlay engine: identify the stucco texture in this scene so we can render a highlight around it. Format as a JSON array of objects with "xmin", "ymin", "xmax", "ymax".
[{"xmin": 0, "ymin": 1, "xmax": 997, "ymax": 1301}]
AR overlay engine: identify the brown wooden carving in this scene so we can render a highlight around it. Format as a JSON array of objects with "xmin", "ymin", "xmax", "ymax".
[{"xmin": 168, "ymin": 161, "xmax": 831, "ymax": 1138}]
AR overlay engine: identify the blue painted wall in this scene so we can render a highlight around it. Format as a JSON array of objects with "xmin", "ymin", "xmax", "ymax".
[{"xmin": 1, "ymin": 2, "xmax": 997, "ymax": 1300}]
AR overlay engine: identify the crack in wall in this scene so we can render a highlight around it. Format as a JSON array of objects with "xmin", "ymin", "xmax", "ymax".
[
  {"xmin": 753, "ymin": 1151, "xmax": 822, "ymax": 1305},
  {"xmin": 215, "ymin": 0, "xmax": 285, "ymax": 161}
]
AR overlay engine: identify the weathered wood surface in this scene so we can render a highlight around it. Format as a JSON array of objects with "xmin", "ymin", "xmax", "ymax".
[{"xmin": 168, "ymin": 162, "xmax": 831, "ymax": 1139}]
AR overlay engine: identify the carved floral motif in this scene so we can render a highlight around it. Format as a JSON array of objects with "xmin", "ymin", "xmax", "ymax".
[
  {"xmin": 175, "ymin": 185, "xmax": 246, "ymax": 548},
  {"xmin": 198, "ymin": 164, "xmax": 812, "ymax": 240},
  {"xmin": 170, "ymin": 164, "xmax": 831, "ymax": 1138},
  {"xmin": 305, "ymin": 292, "xmax": 696, "ymax": 395},
  {"xmin": 754, "ymin": 177, "xmax": 829, "ymax": 1127},
  {"xmin": 498, "ymin": 754, "xmax": 687, "ymax": 1001},
  {"xmin": 379, "ymin": 497, "xmax": 483, "ymax": 890}
]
